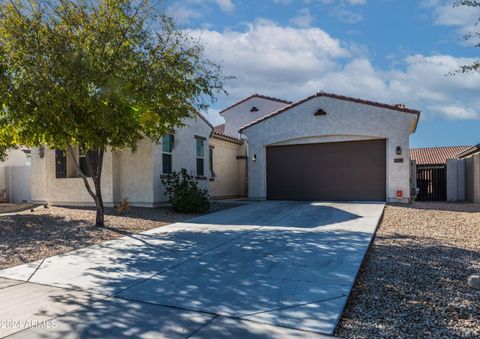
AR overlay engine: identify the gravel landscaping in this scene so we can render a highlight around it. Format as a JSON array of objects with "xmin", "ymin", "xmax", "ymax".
[
  {"xmin": 336, "ymin": 202, "xmax": 480, "ymax": 338},
  {"xmin": 0, "ymin": 202, "xmax": 241, "ymax": 270}
]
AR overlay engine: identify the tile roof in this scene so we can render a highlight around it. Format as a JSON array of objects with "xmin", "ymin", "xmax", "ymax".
[
  {"xmin": 410, "ymin": 146, "xmax": 473, "ymax": 165},
  {"xmin": 213, "ymin": 124, "xmax": 225, "ymax": 134},
  {"xmin": 219, "ymin": 94, "xmax": 292, "ymax": 114},
  {"xmin": 212, "ymin": 124, "xmax": 243, "ymax": 143},
  {"xmin": 212, "ymin": 131, "xmax": 243, "ymax": 143},
  {"xmin": 239, "ymin": 91, "xmax": 421, "ymax": 132},
  {"xmin": 456, "ymin": 143, "xmax": 480, "ymax": 158}
]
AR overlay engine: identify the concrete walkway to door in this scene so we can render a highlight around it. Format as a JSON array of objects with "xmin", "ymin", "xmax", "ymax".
[{"xmin": 0, "ymin": 201, "xmax": 385, "ymax": 338}]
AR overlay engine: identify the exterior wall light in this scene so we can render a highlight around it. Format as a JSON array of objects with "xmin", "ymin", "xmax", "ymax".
[
  {"xmin": 396, "ymin": 146, "xmax": 402, "ymax": 155},
  {"xmin": 38, "ymin": 146, "xmax": 45, "ymax": 159},
  {"xmin": 252, "ymin": 154, "xmax": 257, "ymax": 162}
]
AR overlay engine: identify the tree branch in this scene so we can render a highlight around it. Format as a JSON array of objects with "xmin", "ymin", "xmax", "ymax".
[{"xmin": 67, "ymin": 144, "xmax": 98, "ymax": 204}]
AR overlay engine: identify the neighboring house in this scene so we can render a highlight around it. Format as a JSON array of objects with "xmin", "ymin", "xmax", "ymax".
[
  {"xmin": 30, "ymin": 91, "xmax": 422, "ymax": 206},
  {"xmin": 446, "ymin": 143, "xmax": 480, "ymax": 203},
  {"xmin": 410, "ymin": 146, "xmax": 472, "ymax": 201},
  {"xmin": 0, "ymin": 149, "xmax": 31, "ymax": 203},
  {"xmin": 456, "ymin": 144, "xmax": 480, "ymax": 159}
]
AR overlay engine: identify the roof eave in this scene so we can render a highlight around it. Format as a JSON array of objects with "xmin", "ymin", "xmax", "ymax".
[{"xmin": 212, "ymin": 132, "xmax": 243, "ymax": 144}]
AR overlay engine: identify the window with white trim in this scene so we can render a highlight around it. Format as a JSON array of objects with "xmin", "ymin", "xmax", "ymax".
[
  {"xmin": 162, "ymin": 134, "xmax": 174, "ymax": 174},
  {"xmin": 196, "ymin": 139, "xmax": 205, "ymax": 176}
]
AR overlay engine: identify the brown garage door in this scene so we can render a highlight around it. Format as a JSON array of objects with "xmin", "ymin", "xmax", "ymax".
[{"xmin": 266, "ymin": 139, "xmax": 386, "ymax": 201}]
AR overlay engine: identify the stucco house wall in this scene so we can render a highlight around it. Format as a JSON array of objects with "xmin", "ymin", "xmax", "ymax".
[
  {"xmin": 31, "ymin": 115, "xmax": 213, "ymax": 207},
  {"xmin": 116, "ymin": 138, "xmax": 154, "ymax": 206},
  {"xmin": 209, "ymin": 136, "xmax": 247, "ymax": 198},
  {"xmin": 31, "ymin": 147, "xmax": 115, "ymax": 206},
  {"xmin": 153, "ymin": 116, "xmax": 213, "ymax": 204},
  {"xmin": 221, "ymin": 96, "xmax": 290, "ymax": 138},
  {"xmin": 241, "ymin": 95, "xmax": 418, "ymax": 203}
]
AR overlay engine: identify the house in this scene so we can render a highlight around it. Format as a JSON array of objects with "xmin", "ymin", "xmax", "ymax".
[
  {"xmin": 30, "ymin": 91, "xmax": 421, "ymax": 207},
  {"xmin": 410, "ymin": 146, "xmax": 472, "ymax": 201},
  {"xmin": 239, "ymin": 92, "xmax": 420, "ymax": 203}
]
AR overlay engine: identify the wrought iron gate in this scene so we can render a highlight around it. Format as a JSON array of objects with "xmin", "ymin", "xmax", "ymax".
[{"xmin": 416, "ymin": 166, "xmax": 446, "ymax": 201}]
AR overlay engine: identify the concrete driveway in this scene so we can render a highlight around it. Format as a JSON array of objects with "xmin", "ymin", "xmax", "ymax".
[{"xmin": 0, "ymin": 201, "xmax": 384, "ymax": 338}]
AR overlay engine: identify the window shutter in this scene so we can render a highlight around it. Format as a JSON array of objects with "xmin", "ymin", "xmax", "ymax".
[{"xmin": 55, "ymin": 150, "xmax": 67, "ymax": 178}]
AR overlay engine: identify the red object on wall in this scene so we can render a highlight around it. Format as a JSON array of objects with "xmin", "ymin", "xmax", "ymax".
[{"xmin": 396, "ymin": 190, "xmax": 403, "ymax": 198}]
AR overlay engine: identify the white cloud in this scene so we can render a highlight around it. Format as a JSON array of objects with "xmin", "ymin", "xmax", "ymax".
[
  {"xmin": 166, "ymin": 0, "xmax": 235, "ymax": 24},
  {"xmin": 166, "ymin": 3, "xmax": 202, "ymax": 24},
  {"xmin": 186, "ymin": 20, "xmax": 350, "ymax": 84},
  {"xmin": 422, "ymin": 0, "xmax": 480, "ymax": 44},
  {"xmin": 187, "ymin": 21, "xmax": 480, "ymax": 123},
  {"xmin": 429, "ymin": 105, "xmax": 478, "ymax": 119},
  {"xmin": 290, "ymin": 8, "xmax": 314, "ymax": 27},
  {"xmin": 302, "ymin": 0, "xmax": 366, "ymax": 23},
  {"xmin": 434, "ymin": 5, "xmax": 479, "ymax": 26},
  {"xmin": 212, "ymin": 0, "xmax": 235, "ymax": 13}
]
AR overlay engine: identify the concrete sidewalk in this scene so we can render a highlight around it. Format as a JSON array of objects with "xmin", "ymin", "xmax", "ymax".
[{"xmin": 0, "ymin": 201, "xmax": 384, "ymax": 338}]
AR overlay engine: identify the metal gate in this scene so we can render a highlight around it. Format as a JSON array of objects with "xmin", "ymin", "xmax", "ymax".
[{"xmin": 416, "ymin": 166, "xmax": 446, "ymax": 201}]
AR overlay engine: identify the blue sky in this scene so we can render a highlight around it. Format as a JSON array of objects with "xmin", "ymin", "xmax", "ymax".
[{"xmin": 165, "ymin": 0, "xmax": 480, "ymax": 147}]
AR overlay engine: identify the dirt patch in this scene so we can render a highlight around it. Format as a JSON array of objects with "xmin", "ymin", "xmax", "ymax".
[
  {"xmin": 0, "ymin": 202, "xmax": 242, "ymax": 270},
  {"xmin": 336, "ymin": 202, "xmax": 480, "ymax": 338}
]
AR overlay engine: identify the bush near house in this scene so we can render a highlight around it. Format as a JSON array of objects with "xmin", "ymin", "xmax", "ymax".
[{"xmin": 162, "ymin": 169, "xmax": 210, "ymax": 213}]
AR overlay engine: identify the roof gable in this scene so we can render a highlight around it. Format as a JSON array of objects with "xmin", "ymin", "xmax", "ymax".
[
  {"xmin": 219, "ymin": 94, "xmax": 292, "ymax": 115},
  {"xmin": 239, "ymin": 91, "xmax": 421, "ymax": 132}
]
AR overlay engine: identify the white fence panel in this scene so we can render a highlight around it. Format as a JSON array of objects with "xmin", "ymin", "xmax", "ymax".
[{"xmin": 6, "ymin": 165, "xmax": 32, "ymax": 203}]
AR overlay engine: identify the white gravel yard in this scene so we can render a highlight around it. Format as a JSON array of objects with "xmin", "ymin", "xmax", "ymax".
[
  {"xmin": 336, "ymin": 202, "xmax": 480, "ymax": 338},
  {"xmin": 0, "ymin": 202, "xmax": 241, "ymax": 270}
]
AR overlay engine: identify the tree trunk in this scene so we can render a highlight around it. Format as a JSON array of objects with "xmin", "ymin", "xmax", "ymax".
[
  {"xmin": 91, "ymin": 150, "xmax": 105, "ymax": 227},
  {"xmin": 67, "ymin": 145, "xmax": 105, "ymax": 227}
]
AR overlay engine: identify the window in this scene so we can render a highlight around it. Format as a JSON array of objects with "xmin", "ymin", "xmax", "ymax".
[
  {"xmin": 196, "ymin": 139, "xmax": 204, "ymax": 176},
  {"xmin": 55, "ymin": 150, "xmax": 67, "ymax": 178},
  {"xmin": 209, "ymin": 146, "xmax": 215, "ymax": 177},
  {"xmin": 79, "ymin": 150, "xmax": 89, "ymax": 176},
  {"xmin": 79, "ymin": 148, "xmax": 99, "ymax": 177},
  {"xmin": 162, "ymin": 134, "xmax": 174, "ymax": 174},
  {"xmin": 55, "ymin": 147, "xmax": 99, "ymax": 178}
]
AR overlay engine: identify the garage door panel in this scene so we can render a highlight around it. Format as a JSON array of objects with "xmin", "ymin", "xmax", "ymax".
[{"xmin": 266, "ymin": 139, "xmax": 386, "ymax": 201}]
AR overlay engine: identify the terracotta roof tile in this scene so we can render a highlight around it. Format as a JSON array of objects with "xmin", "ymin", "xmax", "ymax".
[
  {"xmin": 213, "ymin": 124, "xmax": 225, "ymax": 134},
  {"xmin": 410, "ymin": 146, "xmax": 472, "ymax": 165},
  {"xmin": 212, "ymin": 131, "xmax": 243, "ymax": 143}
]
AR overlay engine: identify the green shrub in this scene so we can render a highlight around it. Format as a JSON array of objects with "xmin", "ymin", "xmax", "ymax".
[{"xmin": 162, "ymin": 169, "xmax": 210, "ymax": 213}]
